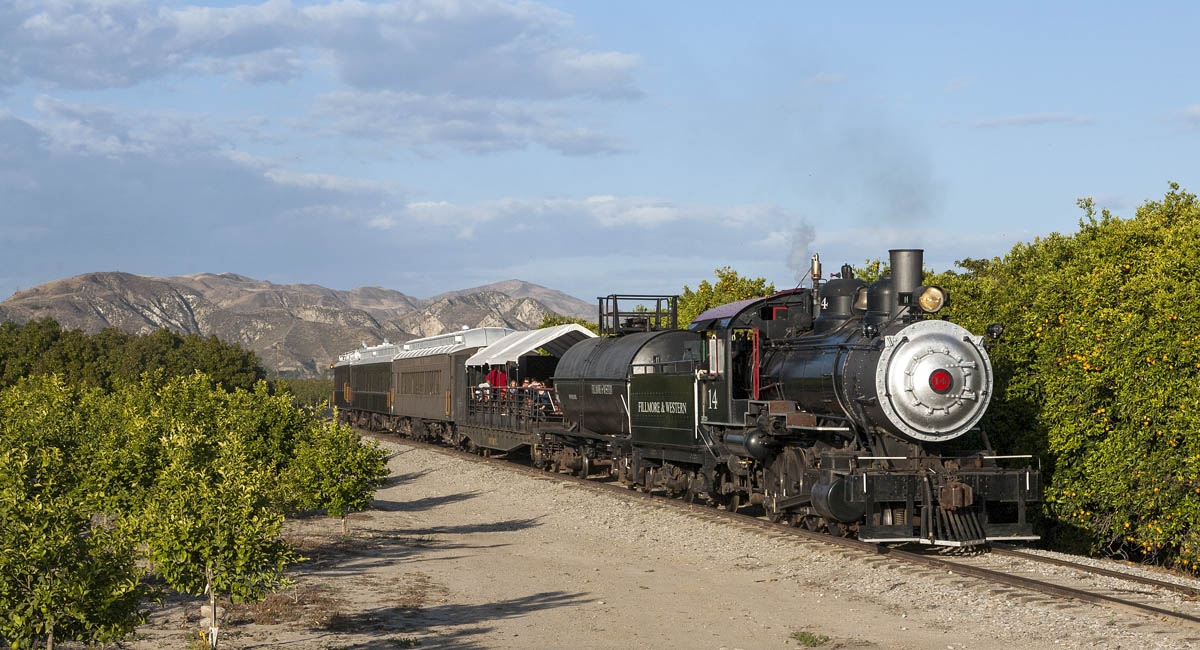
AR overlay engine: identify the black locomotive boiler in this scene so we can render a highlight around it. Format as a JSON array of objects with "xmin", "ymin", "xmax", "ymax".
[{"xmin": 335, "ymin": 248, "xmax": 1039, "ymax": 546}]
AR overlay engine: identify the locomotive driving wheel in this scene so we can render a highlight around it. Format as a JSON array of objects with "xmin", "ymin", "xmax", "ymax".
[{"xmin": 764, "ymin": 448, "xmax": 807, "ymax": 523}]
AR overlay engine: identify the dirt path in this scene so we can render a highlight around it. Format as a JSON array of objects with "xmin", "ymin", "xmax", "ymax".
[{"xmin": 131, "ymin": 440, "xmax": 1198, "ymax": 649}]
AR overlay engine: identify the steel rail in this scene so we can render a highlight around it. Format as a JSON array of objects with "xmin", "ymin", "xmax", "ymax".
[
  {"xmin": 362, "ymin": 428, "xmax": 1200, "ymax": 629},
  {"xmin": 988, "ymin": 545, "xmax": 1200, "ymax": 599}
]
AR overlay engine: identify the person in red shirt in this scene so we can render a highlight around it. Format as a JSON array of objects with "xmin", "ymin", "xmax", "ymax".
[{"xmin": 486, "ymin": 366, "xmax": 507, "ymax": 391}]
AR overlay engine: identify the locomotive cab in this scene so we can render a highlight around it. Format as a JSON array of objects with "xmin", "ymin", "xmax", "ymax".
[{"xmin": 687, "ymin": 289, "xmax": 814, "ymax": 425}]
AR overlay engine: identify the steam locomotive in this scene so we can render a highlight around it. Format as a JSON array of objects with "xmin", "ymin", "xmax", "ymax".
[{"xmin": 334, "ymin": 249, "xmax": 1039, "ymax": 546}]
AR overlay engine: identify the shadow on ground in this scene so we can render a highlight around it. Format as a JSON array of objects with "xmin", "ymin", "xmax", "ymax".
[
  {"xmin": 286, "ymin": 534, "xmax": 511, "ymax": 578},
  {"xmin": 322, "ymin": 590, "xmax": 593, "ymax": 650},
  {"xmin": 379, "ymin": 468, "xmax": 431, "ymax": 488},
  {"xmin": 285, "ymin": 513, "xmax": 541, "ymax": 580},
  {"xmin": 385, "ymin": 517, "xmax": 543, "ymax": 536},
  {"xmin": 371, "ymin": 491, "xmax": 480, "ymax": 512}
]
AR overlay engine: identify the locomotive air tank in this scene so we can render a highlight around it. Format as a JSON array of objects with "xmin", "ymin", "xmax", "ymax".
[{"xmin": 763, "ymin": 249, "xmax": 993, "ymax": 443}]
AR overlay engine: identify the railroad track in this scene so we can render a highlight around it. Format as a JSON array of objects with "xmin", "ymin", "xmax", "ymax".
[{"xmin": 364, "ymin": 428, "xmax": 1200, "ymax": 632}]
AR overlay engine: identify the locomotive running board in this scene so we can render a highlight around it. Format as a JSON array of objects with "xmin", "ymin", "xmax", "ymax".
[{"xmin": 859, "ymin": 537, "xmax": 921, "ymax": 543}]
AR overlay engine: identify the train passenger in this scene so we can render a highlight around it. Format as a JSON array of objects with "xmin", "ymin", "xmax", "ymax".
[{"xmin": 485, "ymin": 366, "xmax": 507, "ymax": 388}]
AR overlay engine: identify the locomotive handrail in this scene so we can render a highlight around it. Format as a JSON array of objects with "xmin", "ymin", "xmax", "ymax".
[
  {"xmin": 763, "ymin": 340, "xmax": 878, "ymax": 352},
  {"xmin": 632, "ymin": 359, "xmax": 699, "ymax": 375}
]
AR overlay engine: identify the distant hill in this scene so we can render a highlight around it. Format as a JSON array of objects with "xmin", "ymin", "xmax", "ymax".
[
  {"xmin": 429, "ymin": 279, "xmax": 595, "ymax": 320},
  {"xmin": 0, "ymin": 273, "xmax": 594, "ymax": 377}
]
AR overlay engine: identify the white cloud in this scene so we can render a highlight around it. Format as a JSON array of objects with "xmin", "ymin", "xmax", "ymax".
[
  {"xmin": 203, "ymin": 47, "xmax": 306, "ymax": 84},
  {"xmin": 260, "ymin": 166, "xmax": 394, "ymax": 194},
  {"xmin": 970, "ymin": 113, "xmax": 1095, "ymax": 128},
  {"xmin": 30, "ymin": 94, "xmax": 227, "ymax": 156},
  {"xmin": 306, "ymin": 90, "xmax": 627, "ymax": 155},
  {"xmin": 754, "ymin": 231, "xmax": 789, "ymax": 248},
  {"xmin": 0, "ymin": 0, "xmax": 640, "ymax": 99},
  {"xmin": 1, "ymin": 1, "xmax": 640, "ymax": 157},
  {"xmin": 374, "ymin": 196, "xmax": 790, "ymax": 233}
]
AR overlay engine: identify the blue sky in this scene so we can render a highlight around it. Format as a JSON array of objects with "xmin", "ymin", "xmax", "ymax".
[{"xmin": 2, "ymin": 1, "xmax": 1197, "ymax": 304}]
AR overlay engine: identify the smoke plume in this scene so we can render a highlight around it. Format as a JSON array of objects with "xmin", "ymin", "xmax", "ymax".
[{"xmin": 786, "ymin": 220, "xmax": 817, "ymax": 287}]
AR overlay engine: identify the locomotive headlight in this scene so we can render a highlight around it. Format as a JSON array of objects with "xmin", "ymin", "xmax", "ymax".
[{"xmin": 915, "ymin": 285, "xmax": 947, "ymax": 313}]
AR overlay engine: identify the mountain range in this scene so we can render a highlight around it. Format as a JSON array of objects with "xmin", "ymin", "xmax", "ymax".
[{"xmin": 0, "ymin": 273, "xmax": 595, "ymax": 377}]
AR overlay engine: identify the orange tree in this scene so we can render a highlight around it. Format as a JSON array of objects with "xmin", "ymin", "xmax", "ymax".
[
  {"xmin": 0, "ymin": 377, "xmax": 148, "ymax": 649},
  {"xmin": 678, "ymin": 267, "xmax": 775, "ymax": 326},
  {"xmin": 0, "ymin": 372, "xmax": 390, "ymax": 648},
  {"xmin": 537, "ymin": 313, "xmax": 600, "ymax": 335},
  {"xmin": 928, "ymin": 184, "xmax": 1200, "ymax": 571}
]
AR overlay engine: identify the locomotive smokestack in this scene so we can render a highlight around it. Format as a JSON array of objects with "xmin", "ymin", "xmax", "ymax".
[{"xmin": 889, "ymin": 249, "xmax": 923, "ymax": 315}]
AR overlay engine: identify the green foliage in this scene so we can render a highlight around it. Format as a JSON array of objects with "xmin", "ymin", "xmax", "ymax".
[
  {"xmin": 0, "ymin": 319, "xmax": 264, "ymax": 393},
  {"xmin": 140, "ymin": 431, "xmax": 297, "ymax": 603},
  {"xmin": 678, "ymin": 267, "xmax": 775, "ymax": 326},
  {"xmin": 791, "ymin": 631, "xmax": 830, "ymax": 647},
  {"xmin": 0, "ymin": 372, "xmax": 391, "ymax": 647},
  {"xmin": 851, "ymin": 259, "xmax": 888, "ymax": 284},
  {"xmin": 929, "ymin": 183, "xmax": 1200, "ymax": 572},
  {"xmin": 289, "ymin": 414, "xmax": 390, "ymax": 533},
  {"xmin": 272, "ymin": 377, "xmax": 334, "ymax": 409},
  {"xmin": 537, "ymin": 313, "xmax": 600, "ymax": 334},
  {"xmin": 0, "ymin": 376, "xmax": 148, "ymax": 648}
]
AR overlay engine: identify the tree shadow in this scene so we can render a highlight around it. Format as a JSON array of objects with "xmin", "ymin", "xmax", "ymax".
[
  {"xmin": 323, "ymin": 590, "xmax": 593, "ymax": 650},
  {"xmin": 287, "ymin": 524, "xmax": 533, "ymax": 579},
  {"xmin": 291, "ymin": 537, "xmax": 479, "ymax": 576},
  {"xmin": 371, "ymin": 491, "xmax": 480, "ymax": 512},
  {"xmin": 384, "ymin": 517, "xmax": 543, "ymax": 536},
  {"xmin": 380, "ymin": 468, "xmax": 430, "ymax": 488}
]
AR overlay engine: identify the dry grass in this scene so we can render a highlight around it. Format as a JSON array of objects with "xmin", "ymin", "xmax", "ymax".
[
  {"xmin": 227, "ymin": 585, "xmax": 345, "ymax": 626},
  {"xmin": 392, "ymin": 571, "xmax": 445, "ymax": 610}
]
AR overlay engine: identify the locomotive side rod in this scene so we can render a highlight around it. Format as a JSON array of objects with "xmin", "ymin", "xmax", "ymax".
[{"xmin": 358, "ymin": 425, "xmax": 1200, "ymax": 631}]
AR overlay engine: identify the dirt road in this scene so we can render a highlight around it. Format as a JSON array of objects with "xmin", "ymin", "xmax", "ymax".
[{"xmin": 132, "ymin": 440, "xmax": 1197, "ymax": 649}]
